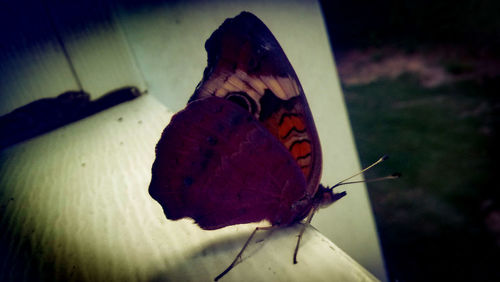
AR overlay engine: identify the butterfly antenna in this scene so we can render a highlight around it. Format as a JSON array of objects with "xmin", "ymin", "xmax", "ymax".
[{"xmin": 330, "ymin": 155, "xmax": 400, "ymax": 189}]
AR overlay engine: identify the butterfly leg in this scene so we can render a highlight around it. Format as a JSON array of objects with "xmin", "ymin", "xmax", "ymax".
[
  {"xmin": 214, "ymin": 226, "xmax": 275, "ymax": 281},
  {"xmin": 293, "ymin": 206, "xmax": 317, "ymax": 264}
]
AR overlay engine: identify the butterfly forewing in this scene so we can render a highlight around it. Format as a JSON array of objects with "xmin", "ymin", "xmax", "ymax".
[{"xmin": 190, "ymin": 12, "xmax": 322, "ymax": 196}]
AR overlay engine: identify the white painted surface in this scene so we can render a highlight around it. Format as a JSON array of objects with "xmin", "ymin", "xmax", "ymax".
[
  {"xmin": 0, "ymin": 1, "xmax": 78, "ymax": 116},
  {"xmin": 117, "ymin": 0, "xmax": 387, "ymax": 280},
  {"xmin": 0, "ymin": 95, "xmax": 378, "ymax": 281},
  {"xmin": 48, "ymin": 1, "xmax": 146, "ymax": 98},
  {"xmin": 0, "ymin": 1, "xmax": 146, "ymax": 116},
  {"xmin": 0, "ymin": 0, "xmax": 387, "ymax": 280}
]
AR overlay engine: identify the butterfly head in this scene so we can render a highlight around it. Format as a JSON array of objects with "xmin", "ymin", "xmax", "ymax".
[{"xmin": 313, "ymin": 184, "xmax": 347, "ymax": 209}]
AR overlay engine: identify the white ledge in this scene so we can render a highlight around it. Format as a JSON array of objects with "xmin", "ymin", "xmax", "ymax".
[{"xmin": 0, "ymin": 95, "xmax": 378, "ymax": 281}]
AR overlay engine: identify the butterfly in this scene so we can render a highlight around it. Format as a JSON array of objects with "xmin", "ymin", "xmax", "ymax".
[{"xmin": 149, "ymin": 11, "xmax": 347, "ymax": 280}]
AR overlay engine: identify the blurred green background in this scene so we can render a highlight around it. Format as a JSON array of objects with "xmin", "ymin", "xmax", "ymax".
[{"xmin": 321, "ymin": 1, "xmax": 500, "ymax": 281}]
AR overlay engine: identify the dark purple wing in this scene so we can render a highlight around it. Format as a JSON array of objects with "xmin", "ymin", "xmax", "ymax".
[
  {"xmin": 149, "ymin": 97, "xmax": 313, "ymax": 230},
  {"xmin": 190, "ymin": 12, "xmax": 322, "ymax": 198}
]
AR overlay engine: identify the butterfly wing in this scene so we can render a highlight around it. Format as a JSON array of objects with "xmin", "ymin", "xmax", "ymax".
[
  {"xmin": 149, "ymin": 97, "xmax": 313, "ymax": 230},
  {"xmin": 190, "ymin": 12, "xmax": 322, "ymax": 197}
]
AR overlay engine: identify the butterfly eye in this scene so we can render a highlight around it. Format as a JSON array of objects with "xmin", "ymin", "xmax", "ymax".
[{"xmin": 225, "ymin": 91, "xmax": 257, "ymax": 115}]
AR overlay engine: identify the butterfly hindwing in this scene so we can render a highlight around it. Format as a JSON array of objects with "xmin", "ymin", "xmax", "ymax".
[{"xmin": 149, "ymin": 97, "xmax": 312, "ymax": 229}]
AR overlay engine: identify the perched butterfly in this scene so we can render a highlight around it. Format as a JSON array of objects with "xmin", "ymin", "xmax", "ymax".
[{"xmin": 150, "ymin": 11, "xmax": 353, "ymax": 280}]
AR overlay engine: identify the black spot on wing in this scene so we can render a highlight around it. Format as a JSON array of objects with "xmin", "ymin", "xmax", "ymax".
[
  {"xmin": 260, "ymin": 94, "xmax": 302, "ymax": 122},
  {"xmin": 259, "ymin": 89, "xmax": 285, "ymax": 121},
  {"xmin": 207, "ymin": 136, "xmax": 218, "ymax": 145},
  {"xmin": 278, "ymin": 112, "xmax": 301, "ymax": 126},
  {"xmin": 200, "ymin": 149, "xmax": 214, "ymax": 169},
  {"xmin": 226, "ymin": 91, "xmax": 257, "ymax": 115},
  {"xmin": 183, "ymin": 176, "xmax": 193, "ymax": 187}
]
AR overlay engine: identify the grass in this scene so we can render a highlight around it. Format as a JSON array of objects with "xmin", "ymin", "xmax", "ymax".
[{"xmin": 342, "ymin": 74, "xmax": 499, "ymax": 281}]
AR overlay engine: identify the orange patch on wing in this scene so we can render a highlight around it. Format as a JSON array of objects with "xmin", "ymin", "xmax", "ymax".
[
  {"xmin": 289, "ymin": 141, "xmax": 311, "ymax": 160},
  {"xmin": 278, "ymin": 115, "xmax": 306, "ymax": 139},
  {"xmin": 289, "ymin": 141, "xmax": 312, "ymax": 177}
]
